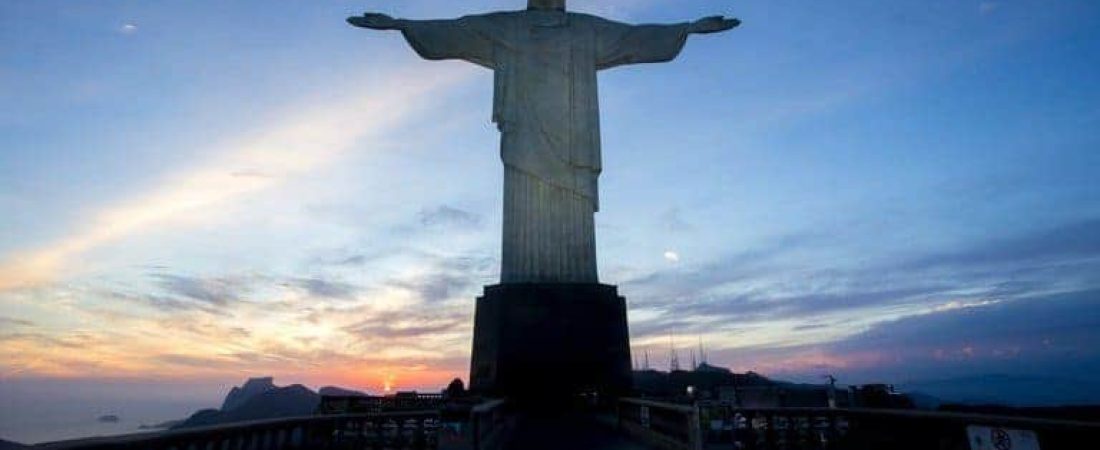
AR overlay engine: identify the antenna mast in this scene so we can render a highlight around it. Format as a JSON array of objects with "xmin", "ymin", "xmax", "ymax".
[{"xmin": 669, "ymin": 333, "xmax": 680, "ymax": 371}]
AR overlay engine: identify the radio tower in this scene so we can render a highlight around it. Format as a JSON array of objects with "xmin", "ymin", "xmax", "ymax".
[
  {"xmin": 698, "ymin": 336, "xmax": 707, "ymax": 366},
  {"xmin": 669, "ymin": 334, "xmax": 680, "ymax": 371}
]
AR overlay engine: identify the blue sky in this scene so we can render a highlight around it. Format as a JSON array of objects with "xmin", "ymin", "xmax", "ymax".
[{"xmin": 1, "ymin": 0, "xmax": 1099, "ymax": 400}]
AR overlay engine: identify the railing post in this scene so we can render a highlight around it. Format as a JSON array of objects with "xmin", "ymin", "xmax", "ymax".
[
  {"xmin": 765, "ymin": 414, "xmax": 777, "ymax": 450},
  {"xmin": 471, "ymin": 410, "xmax": 481, "ymax": 450},
  {"xmin": 796, "ymin": 415, "xmax": 809, "ymax": 450},
  {"xmin": 616, "ymin": 400, "xmax": 622, "ymax": 432},
  {"xmin": 239, "ymin": 432, "xmax": 252, "ymax": 450},
  {"xmin": 689, "ymin": 403, "xmax": 703, "ymax": 450},
  {"xmin": 746, "ymin": 411, "xmax": 759, "ymax": 450},
  {"xmin": 733, "ymin": 411, "xmax": 741, "ymax": 450},
  {"xmin": 400, "ymin": 419, "xmax": 411, "ymax": 449},
  {"xmin": 411, "ymin": 417, "xmax": 423, "ymax": 449},
  {"xmin": 784, "ymin": 415, "xmax": 795, "ymax": 450},
  {"xmin": 825, "ymin": 411, "xmax": 838, "ymax": 450}
]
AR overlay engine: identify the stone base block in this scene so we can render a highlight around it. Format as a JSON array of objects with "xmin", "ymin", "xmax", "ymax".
[{"xmin": 469, "ymin": 283, "xmax": 632, "ymax": 400}]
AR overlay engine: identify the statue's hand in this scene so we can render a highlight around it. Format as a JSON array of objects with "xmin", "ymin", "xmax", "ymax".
[
  {"xmin": 347, "ymin": 13, "xmax": 402, "ymax": 30},
  {"xmin": 690, "ymin": 16, "xmax": 741, "ymax": 34}
]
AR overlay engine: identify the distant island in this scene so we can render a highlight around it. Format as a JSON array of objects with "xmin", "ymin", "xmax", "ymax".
[
  {"xmin": 138, "ymin": 419, "xmax": 184, "ymax": 430},
  {"xmin": 96, "ymin": 415, "xmax": 120, "ymax": 423}
]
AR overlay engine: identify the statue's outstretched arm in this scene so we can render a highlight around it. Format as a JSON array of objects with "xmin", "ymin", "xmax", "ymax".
[
  {"xmin": 347, "ymin": 12, "xmax": 497, "ymax": 69},
  {"xmin": 347, "ymin": 13, "xmax": 408, "ymax": 31},
  {"xmin": 689, "ymin": 16, "xmax": 741, "ymax": 34}
]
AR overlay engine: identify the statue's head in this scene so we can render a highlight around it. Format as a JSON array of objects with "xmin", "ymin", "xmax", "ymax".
[{"xmin": 528, "ymin": 0, "xmax": 566, "ymax": 11}]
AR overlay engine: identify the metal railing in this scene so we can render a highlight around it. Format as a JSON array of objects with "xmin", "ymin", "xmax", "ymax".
[
  {"xmin": 467, "ymin": 399, "xmax": 514, "ymax": 450},
  {"xmin": 38, "ymin": 396, "xmax": 1096, "ymax": 450},
  {"xmin": 721, "ymin": 407, "xmax": 1100, "ymax": 450},
  {"xmin": 318, "ymin": 393, "xmax": 445, "ymax": 415},
  {"xmin": 624, "ymin": 400, "xmax": 1100, "ymax": 450},
  {"xmin": 33, "ymin": 410, "xmax": 443, "ymax": 450},
  {"xmin": 618, "ymin": 400, "xmax": 1100, "ymax": 450},
  {"xmin": 617, "ymin": 398, "xmax": 702, "ymax": 450},
  {"xmin": 30, "ymin": 398, "xmax": 517, "ymax": 450}
]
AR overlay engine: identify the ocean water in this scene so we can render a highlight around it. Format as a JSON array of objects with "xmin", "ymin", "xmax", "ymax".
[
  {"xmin": 0, "ymin": 396, "xmax": 209, "ymax": 444},
  {"xmin": 0, "ymin": 379, "xmax": 221, "ymax": 445}
]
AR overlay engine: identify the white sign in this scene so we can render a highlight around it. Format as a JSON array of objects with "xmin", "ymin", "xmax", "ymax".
[{"xmin": 967, "ymin": 425, "xmax": 1040, "ymax": 450}]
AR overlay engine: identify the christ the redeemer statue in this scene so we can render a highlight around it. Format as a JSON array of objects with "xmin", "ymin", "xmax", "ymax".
[
  {"xmin": 349, "ymin": 0, "xmax": 738, "ymax": 284},
  {"xmin": 349, "ymin": 1, "xmax": 739, "ymax": 398}
]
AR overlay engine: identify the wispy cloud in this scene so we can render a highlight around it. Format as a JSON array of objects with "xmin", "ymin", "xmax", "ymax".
[
  {"xmin": 344, "ymin": 308, "xmax": 469, "ymax": 342},
  {"xmin": 716, "ymin": 289, "xmax": 1100, "ymax": 384},
  {"xmin": 418, "ymin": 205, "xmax": 483, "ymax": 230},
  {"xmin": 118, "ymin": 23, "xmax": 139, "ymax": 35},
  {"xmin": 103, "ymin": 288, "xmax": 224, "ymax": 314},
  {"xmin": 387, "ymin": 253, "xmax": 495, "ymax": 303},
  {"xmin": 0, "ymin": 68, "xmax": 474, "ymax": 292},
  {"xmin": 628, "ymin": 219, "xmax": 1100, "ymax": 359},
  {"xmin": 153, "ymin": 274, "xmax": 252, "ymax": 307},
  {"xmin": 900, "ymin": 218, "xmax": 1100, "ymax": 272},
  {"xmin": 290, "ymin": 277, "xmax": 361, "ymax": 300},
  {"xmin": 0, "ymin": 317, "xmax": 34, "ymax": 327}
]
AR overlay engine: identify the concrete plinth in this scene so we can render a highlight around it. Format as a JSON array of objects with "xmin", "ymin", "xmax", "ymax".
[{"xmin": 469, "ymin": 283, "xmax": 632, "ymax": 400}]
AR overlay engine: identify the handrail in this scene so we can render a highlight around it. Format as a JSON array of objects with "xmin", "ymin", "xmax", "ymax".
[
  {"xmin": 34, "ymin": 410, "xmax": 441, "ymax": 450},
  {"xmin": 469, "ymin": 398, "xmax": 513, "ymax": 450},
  {"xmin": 721, "ymin": 405, "xmax": 1100, "ymax": 450},
  {"xmin": 620, "ymin": 397, "xmax": 697, "ymax": 414},
  {"xmin": 619, "ymin": 400, "xmax": 1100, "ymax": 450},
  {"xmin": 471, "ymin": 398, "xmax": 507, "ymax": 414},
  {"xmin": 617, "ymin": 398, "xmax": 702, "ymax": 450},
  {"xmin": 729, "ymin": 406, "xmax": 1100, "ymax": 430}
]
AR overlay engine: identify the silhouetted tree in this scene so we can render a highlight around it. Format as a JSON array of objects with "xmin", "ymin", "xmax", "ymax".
[{"xmin": 445, "ymin": 378, "xmax": 466, "ymax": 398}]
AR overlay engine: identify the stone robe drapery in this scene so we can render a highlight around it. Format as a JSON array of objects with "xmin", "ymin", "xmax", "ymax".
[{"xmin": 400, "ymin": 10, "xmax": 689, "ymax": 283}]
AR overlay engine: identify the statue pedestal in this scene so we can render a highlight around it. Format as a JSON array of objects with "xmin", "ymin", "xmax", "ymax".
[{"xmin": 469, "ymin": 283, "xmax": 632, "ymax": 400}]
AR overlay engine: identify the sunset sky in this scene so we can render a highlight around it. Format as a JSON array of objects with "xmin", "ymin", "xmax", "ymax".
[{"xmin": 2, "ymin": 0, "xmax": 1099, "ymax": 403}]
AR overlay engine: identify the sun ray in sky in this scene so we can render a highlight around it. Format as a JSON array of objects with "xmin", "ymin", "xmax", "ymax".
[{"xmin": 0, "ymin": 68, "xmax": 475, "ymax": 293}]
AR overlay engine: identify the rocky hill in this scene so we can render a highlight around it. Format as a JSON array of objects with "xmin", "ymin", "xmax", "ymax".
[
  {"xmin": 220, "ymin": 377, "xmax": 277, "ymax": 412},
  {"xmin": 173, "ymin": 379, "xmax": 320, "ymax": 429}
]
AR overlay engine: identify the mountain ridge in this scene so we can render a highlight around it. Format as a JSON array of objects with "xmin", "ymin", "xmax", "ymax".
[
  {"xmin": 220, "ymin": 377, "xmax": 276, "ymax": 412},
  {"xmin": 174, "ymin": 382, "xmax": 320, "ymax": 429}
]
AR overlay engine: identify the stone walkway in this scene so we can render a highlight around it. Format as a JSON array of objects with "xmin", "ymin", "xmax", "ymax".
[{"xmin": 503, "ymin": 413, "xmax": 654, "ymax": 450}]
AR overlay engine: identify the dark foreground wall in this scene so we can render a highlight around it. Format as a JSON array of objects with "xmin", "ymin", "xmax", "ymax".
[{"xmin": 469, "ymin": 283, "xmax": 633, "ymax": 400}]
